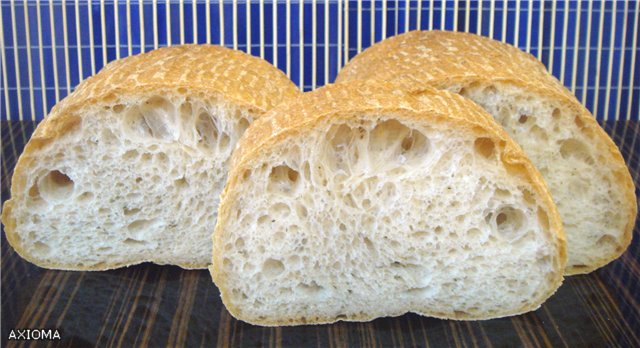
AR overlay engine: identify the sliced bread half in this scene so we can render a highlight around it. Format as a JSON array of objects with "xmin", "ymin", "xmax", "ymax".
[
  {"xmin": 336, "ymin": 30, "xmax": 637, "ymax": 275},
  {"xmin": 1, "ymin": 45, "xmax": 299, "ymax": 270},
  {"xmin": 210, "ymin": 81, "xmax": 566, "ymax": 325}
]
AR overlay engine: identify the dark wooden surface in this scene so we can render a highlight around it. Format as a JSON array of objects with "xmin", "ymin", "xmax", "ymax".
[{"xmin": 2, "ymin": 120, "xmax": 639, "ymax": 348}]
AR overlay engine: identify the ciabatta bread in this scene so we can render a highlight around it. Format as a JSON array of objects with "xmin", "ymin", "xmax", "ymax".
[
  {"xmin": 337, "ymin": 30, "xmax": 637, "ymax": 275},
  {"xmin": 1, "ymin": 45, "xmax": 299, "ymax": 270},
  {"xmin": 210, "ymin": 81, "xmax": 566, "ymax": 325}
]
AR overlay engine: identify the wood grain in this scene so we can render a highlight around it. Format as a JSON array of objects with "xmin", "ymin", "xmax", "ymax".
[{"xmin": 1, "ymin": 120, "xmax": 639, "ymax": 347}]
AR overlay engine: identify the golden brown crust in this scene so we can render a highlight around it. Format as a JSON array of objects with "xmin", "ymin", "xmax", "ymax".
[
  {"xmin": 211, "ymin": 80, "xmax": 567, "ymax": 325},
  {"xmin": 336, "ymin": 30, "xmax": 637, "ymax": 275},
  {"xmin": 1, "ymin": 45, "xmax": 299, "ymax": 271}
]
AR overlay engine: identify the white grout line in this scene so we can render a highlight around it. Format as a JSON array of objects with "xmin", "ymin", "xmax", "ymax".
[
  {"xmin": 286, "ymin": 0, "xmax": 290, "ymax": 76},
  {"xmin": 625, "ymin": 0, "xmax": 639, "ymax": 121},
  {"xmin": 127, "ymin": 0, "xmax": 133, "ymax": 55},
  {"xmin": 357, "ymin": 0, "xmax": 362, "ymax": 52},
  {"xmin": 570, "ymin": 0, "xmax": 582, "ymax": 93},
  {"xmin": 219, "ymin": 0, "xmax": 224, "ymax": 46},
  {"xmin": 312, "ymin": 0, "xmax": 317, "ymax": 89},
  {"xmin": 489, "ymin": 0, "xmax": 495, "ymax": 38},
  {"xmin": 614, "ymin": 1, "xmax": 629, "ymax": 121},
  {"xmin": 580, "ymin": 0, "xmax": 593, "ymax": 104},
  {"xmin": 514, "ymin": 0, "xmax": 520, "ymax": 47},
  {"xmin": 417, "ymin": 0, "xmax": 422, "ymax": 29},
  {"xmin": 299, "ymin": 0, "xmax": 304, "ymax": 89},
  {"xmin": 548, "ymin": 0, "xmax": 557, "ymax": 74},
  {"xmin": 50, "ymin": 0, "xmax": 60, "ymax": 102},
  {"xmin": 0, "ymin": 4, "xmax": 11, "ymax": 120},
  {"xmin": 593, "ymin": 0, "xmax": 606, "ymax": 119},
  {"xmin": 62, "ymin": 0, "xmax": 71, "ymax": 94},
  {"xmin": 192, "ymin": 0, "xmax": 197, "ymax": 44},
  {"xmin": 604, "ymin": 0, "xmax": 619, "ymax": 121},
  {"xmin": 232, "ymin": 0, "xmax": 237, "ymax": 50},
  {"xmin": 337, "ymin": 0, "xmax": 342, "ymax": 71},
  {"xmin": 37, "ymin": 0, "xmax": 48, "ymax": 115},
  {"xmin": 114, "ymin": 0, "xmax": 120, "ymax": 58},
  {"xmin": 441, "ymin": 0, "xmax": 445, "ymax": 30},
  {"xmin": 382, "ymin": 0, "xmax": 387, "ymax": 39},
  {"xmin": 559, "ymin": 0, "xmax": 569, "ymax": 83},
  {"xmin": 429, "ymin": 0, "xmax": 434, "ymax": 30},
  {"xmin": 465, "ymin": 0, "xmax": 470, "ymax": 32},
  {"xmin": 526, "ymin": 0, "xmax": 532, "ymax": 52},
  {"xmin": 260, "ymin": 0, "xmax": 265, "ymax": 58},
  {"xmin": 502, "ymin": 0, "xmax": 507, "ymax": 42},
  {"xmin": 345, "ymin": 0, "xmax": 349, "ymax": 62},
  {"xmin": 10, "ymin": 1, "xmax": 23, "ymax": 120},
  {"xmin": 153, "ymin": 0, "xmax": 158, "ymax": 49},
  {"xmin": 454, "ymin": 0, "xmax": 459, "ymax": 31},
  {"xmin": 246, "ymin": 0, "xmax": 251, "ymax": 54},
  {"xmin": 74, "ymin": 0, "xmax": 83, "ymax": 81},
  {"xmin": 477, "ymin": 0, "xmax": 482, "ymax": 34},
  {"xmin": 537, "ymin": 0, "xmax": 543, "ymax": 60},
  {"xmin": 272, "ymin": 0, "xmax": 277, "ymax": 66},
  {"xmin": 206, "ymin": 0, "xmax": 210, "ymax": 44},
  {"xmin": 179, "ymin": 0, "xmax": 184, "ymax": 45},
  {"xmin": 166, "ymin": 0, "xmax": 171, "ymax": 46},
  {"xmin": 22, "ymin": 0, "xmax": 36, "ymax": 120},
  {"xmin": 139, "ymin": 0, "xmax": 145, "ymax": 52}
]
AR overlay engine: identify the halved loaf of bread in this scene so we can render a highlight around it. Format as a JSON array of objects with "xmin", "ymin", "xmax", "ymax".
[
  {"xmin": 210, "ymin": 81, "xmax": 566, "ymax": 325},
  {"xmin": 1, "ymin": 45, "xmax": 299, "ymax": 270},
  {"xmin": 336, "ymin": 30, "xmax": 637, "ymax": 275}
]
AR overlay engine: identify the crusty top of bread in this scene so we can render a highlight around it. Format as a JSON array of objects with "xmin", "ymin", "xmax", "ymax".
[
  {"xmin": 336, "ymin": 31, "xmax": 637, "ymax": 275},
  {"xmin": 212, "ymin": 81, "xmax": 567, "ymax": 322}
]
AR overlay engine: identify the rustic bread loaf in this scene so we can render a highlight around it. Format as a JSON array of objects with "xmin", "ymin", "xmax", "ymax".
[
  {"xmin": 1, "ymin": 45, "xmax": 299, "ymax": 270},
  {"xmin": 336, "ymin": 30, "xmax": 637, "ymax": 275},
  {"xmin": 210, "ymin": 81, "xmax": 566, "ymax": 325}
]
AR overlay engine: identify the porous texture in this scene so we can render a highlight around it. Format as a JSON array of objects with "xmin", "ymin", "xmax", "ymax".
[
  {"xmin": 211, "ymin": 81, "xmax": 566, "ymax": 326},
  {"xmin": 2, "ymin": 45, "xmax": 299, "ymax": 270},
  {"xmin": 336, "ymin": 30, "xmax": 637, "ymax": 275}
]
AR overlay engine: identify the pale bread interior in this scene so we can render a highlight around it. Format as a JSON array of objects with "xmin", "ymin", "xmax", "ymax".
[
  {"xmin": 215, "ymin": 114, "xmax": 561, "ymax": 324},
  {"xmin": 9, "ymin": 93, "xmax": 251, "ymax": 269}
]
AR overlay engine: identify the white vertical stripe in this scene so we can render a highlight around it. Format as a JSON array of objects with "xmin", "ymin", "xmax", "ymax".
[
  {"xmin": 139, "ymin": 0, "xmax": 145, "ymax": 52},
  {"xmin": 260, "ymin": 0, "xmax": 265, "ymax": 58},
  {"xmin": 465, "ymin": 0, "xmax": 470, "ymax": 32},
  {"xmin": 312, "ymin": 0, "xmax": 317, "ymax": 89},
  {"xmin": 405, "ymin": 0, "xmax": 411, "ymax": 31},
  {"xmin": 273, "ymin": 0, "xmax": 277, "ymax": 67},
  {"xmin": 87, "ymin": 0, "xmax": 96, "ymax": 74},
  {"xmin": 593, "ymin": 0, "xmax": 606, "ymax": 119},
  {"xmin": 114, "ymin": 0, "xmax": 120, "ymax": 59},
  {"xmin": 417, "ymin": 0, "xmax": 422, "ymax": 30},
  {"xmin": 192, "ymin": 0, "xmax": 197, "ymax": 44},
  {"xmin": 345, "ymin": 0, "xmax": 349, "ymax": 62},
  {"xmin": 395, "ymin": 0, "xmax": 399, "ymax": 34},
  {"xmin": 615, "ymin": 1, "xmax": 630, "ymax": 121},
  {"xmin": 357, "ymin": 0, "xmax": 362, "ymax": 52},
  {"xmin": 232, "ymin": 0, "xmax": 238, "ymax": 50},
  {"xmin": 299, "ymin": 0, "xmax": 304, "ymax": 88},
  {"xmin": 22, "ymin": 0, "xmax": 36, "ymax": 120},
  {"xmin": 489, "ymin": 0, "xmax": 495, "ymax": 38},
  {"xmin": 514, "ymin": 0, "xmax": 520, "ymax": 47},
  {"xmin": 62, "ymin": 0, "xmax": 71, "ymax": 94},
  {"xmin": 100, "ymin": 0, "xmax": 107, "ymax": 66},
  {"xmin": 605, "ymin": 1, "xmax": 623, "ymax": 121},
  {"xmin": 559, "ymin": 0, "xmax": 569, "ymax": 83},
  {"xmin": 246, "ymin": 0, "xmax": 251, "ymax": 54},
  {"xmin": 371, "ymin": 0, "xmax": 376, "ymax": 41},
  {"xmin": 501, "ymin": 0, "xmax": 507, "ymax": 42},
  {"xmin": 286, "ymin": 0, "xmax": 291, "ymax": 76},
  {"xmin": 179, "ymin": 0, "xmax": 184, "ymax": 44},
  {"xmin": 11, "ymin": 2, "xmax": 23, "ymax": 120},
  {"xmin": 153, "ymin": 0, "xmax": 158, "ymax": 49},
  {"xmin": 0, "ymin": 4, "xmax": 11, "ymax": 119},
  {"xmin": 337, "ymin": 0, "xmax": 342, "ymax": 71},
  {"xmin": 429, "ymin": 0, "xmax": 434, "ymax": 30},
  {"xmin": 625, "ymin": 1, "xmax": 639, "ymax": 121},
  {"xmin": 37, "ymin": 0, "xmax": 49, "ymax": 115},
  {"xmin": 382, "ymin": 0, "xmax": 387, "ymax": 39},
  {"xmin": 453, "ymin": 0, "xmax": 459, "ymax": 31},
  {"xmin": 50, "ymin": 0, "xmax": 60, "ymax": 102},
  {"xmin": 570, "ymin": 0, "xmax": 582, "ymax": 93},
  {"xmin": 581, "ymin": 0, "xmax": 593, "ymax": 104},
  {"xmin": 166, "ymin": 0, "xmax": 171, "ymax": 46},
  {"xmin": 440, "ymin": 0, "xmax": 445, "ymax": 30},
  {"xmin": 126, "ymin": 0, "xmax": 132, "ymax": 55},
  {"xmin": 537, "ymin": 0, "xmax": 543, "ymax": 60},
  {"xmin": 74, "ymin": 0, "xmax": 83, "ymax": 81},
  {"xmin": 219, "ymin": 0, "xmax": 225, "ymax": 46},
  {"xmin": 526, "ymin": 0, "xmax": 532, "ymax": 52},
  {"xmin": 324, "ymin": 0, "xmax": 329, "ymax": 83},
  {"xmin": 206, "ymin": 0, "xmax": 211, "ymax": 44},
  {"xmin": 477, "ymin": 0, "xmax": 482, "ymax": 34},
  {"xmin": 548, "ymin": 0, "xmax": 557, "ymax": 73}
]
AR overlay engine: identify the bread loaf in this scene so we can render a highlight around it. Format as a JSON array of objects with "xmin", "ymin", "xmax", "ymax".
[
  {"xmin": 336, "ymin": 30, "xmax": 637, "ymax": 274},
  {"xmin": 210, "ymin": 81, "xmax": 566, "ymax": 325},
  {"xmin": 1, "ymin": 45, "xmax": 299, "ymax": 270}
]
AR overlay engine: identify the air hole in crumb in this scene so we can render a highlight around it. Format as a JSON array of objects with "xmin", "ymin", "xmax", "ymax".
[
  {"xmin": 467, "ymin": 228, "xmax": 482, "ymax": 238},
  {"xmin": 242, "ymin": 170, "xmax": 251, "ymax": 180},
  {"xmin": 127, "ymin": 219, "xmax": 156, "ymax": 233},
  {"xmin": 574, "ymin": 115, "xmax": 584, "ymax": 128},
  {"xmin": 123, "ymin": 207, "xmax": 141, "ymax": 216},
  {"xmin": 112, "ymin": 104, "xmax": 125, "ymax": 113},
  {"xmin": 495, "ymin": 207, "xmax": 526, "ymax": 239},
  {"xmin": 33, "ymin": 241, "xmax": 50, "ymax": 254},
  {"xmin": 559, "ymin": 139, "xmax": 594, "ymax": 164},
  {"xmin": 28, "ymin": 182, "xmax": 40, "ymax": 198},
  {"xmin": 474, "ymin": 138, "xmax": 495, "ymax": 158},
  {"xmin": 296, "ymin": 281, "xmax": 324, "ymax": 295},
  {"xmin": 175, "ymin": 177, "xmax": 188, "ymax": 188},
  {"xmin": 123, "ymin": 238, "xmax": 146, "ymax": 245},
  {"xmin": 262, "ymin": 258, "xmax": 285, "ymax": 278},
  {"xmin": 195, "ymin": 112, "xmax": 219, "ymax": 149},
  {"xmin": 268, "ymin": 165, "xmax": 300, "ymax": 192},
  {"xmin": 596, "ymin": 234, "xmax": 616, "ymax": 247},
  {"xmin": 39, "ymin": 170, "xmax": 75, "ymax": 201},
  {"xmin": 238, "ymin": 118, "xmax": 251, "ymax": 134},
  {"xmin": 537, "ymin": 207, "xmax": 550, "ymax": 231},
  {"xmin": 552, "ymin": 108, "xmax": 561, "ymax": 119},
  {"xmin": 518, "ymin": 115, "xmax": 529, "ymax": 124}
]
